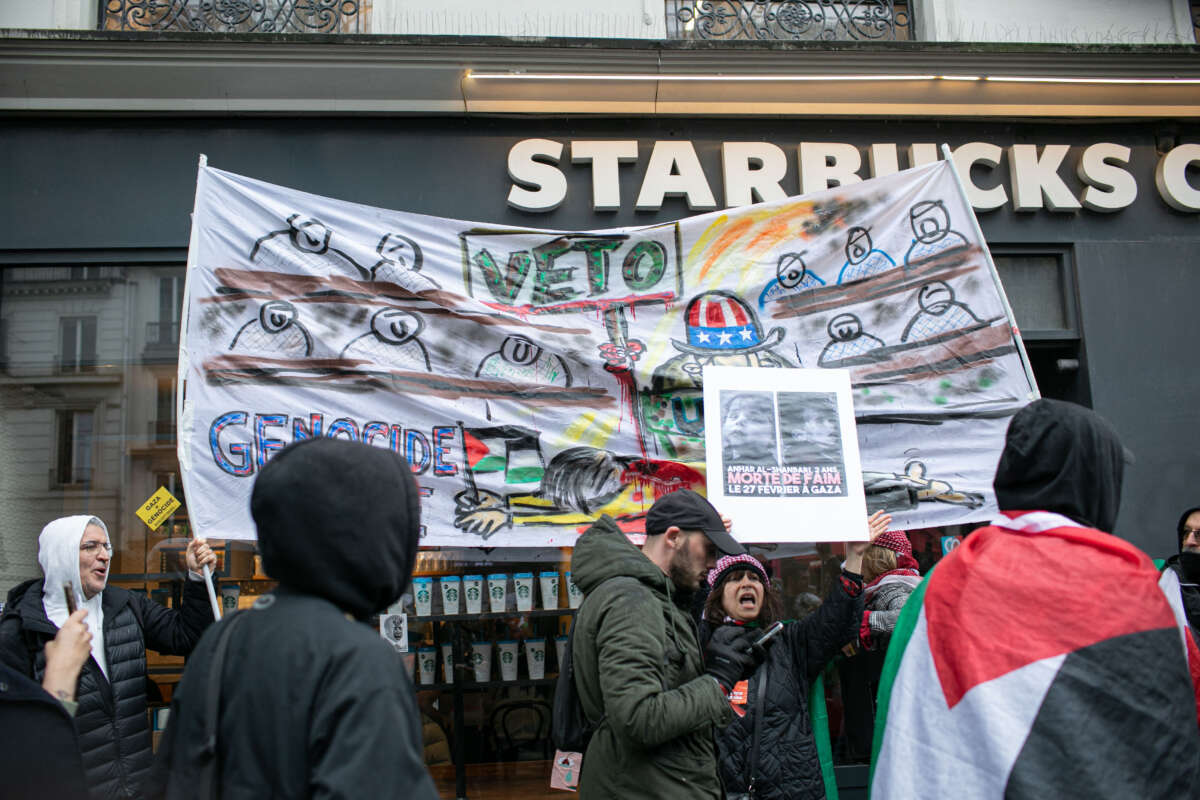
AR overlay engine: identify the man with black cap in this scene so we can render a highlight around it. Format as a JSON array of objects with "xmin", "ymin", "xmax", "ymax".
[
  {"xmin": 569, "ymin": 489, "xmax": 760, "ymax": 799},
  {"xmin": 146, "ymin": 438, "xmax": 437, "ymax": 799}
]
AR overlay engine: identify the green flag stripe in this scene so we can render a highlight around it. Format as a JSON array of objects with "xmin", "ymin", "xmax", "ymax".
[
  {"xmin": 810, "ymin": 670, "xmax": 839, "ymax": 800},
  {"xmin": 868, "ymin": 564, "xmax": 936, "ymax": 796}
]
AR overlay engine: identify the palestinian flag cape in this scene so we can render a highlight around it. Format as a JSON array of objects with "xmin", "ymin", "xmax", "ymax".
[{"xmin": 870, "ymin": 510, "xmax": 1200, "ymax": 798}]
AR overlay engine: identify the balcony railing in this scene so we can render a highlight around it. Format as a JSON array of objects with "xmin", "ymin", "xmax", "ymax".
[
  {"xmin": 100, "ymin": 1, "xmax": 366, "ymax": 35},
  {"xmin": 666, "ymin": 1, "xmax": 912, "ymax": 41}
]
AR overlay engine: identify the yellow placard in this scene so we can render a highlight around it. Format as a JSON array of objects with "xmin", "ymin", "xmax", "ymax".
[{"xmin": 136, "ymin": 487, "xmax": 182, "ymax": 531}]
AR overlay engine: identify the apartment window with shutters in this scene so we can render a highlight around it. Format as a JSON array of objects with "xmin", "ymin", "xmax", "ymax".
[
  {"xmin": 55, "ymin": 409, "xmax": 95, "ymax": 486},
  {"xmin": 59, "ymin": 315, "xmax": 97, "ymax": 373}
]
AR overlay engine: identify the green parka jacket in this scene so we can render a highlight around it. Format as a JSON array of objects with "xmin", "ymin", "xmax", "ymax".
[{"xmin": 570, "ymin": 515, "xmax": 733, "ymax": 799}]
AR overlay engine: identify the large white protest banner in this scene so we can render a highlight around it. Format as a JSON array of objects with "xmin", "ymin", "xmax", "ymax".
[{"xmin": 178, "ymin": 159, "xmax": 1036, "ymax": 546}]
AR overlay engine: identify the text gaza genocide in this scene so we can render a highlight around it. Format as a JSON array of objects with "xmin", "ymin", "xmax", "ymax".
[{"xmin": 208, "ymin": 411, "xmax": 459, "ymax": 477}]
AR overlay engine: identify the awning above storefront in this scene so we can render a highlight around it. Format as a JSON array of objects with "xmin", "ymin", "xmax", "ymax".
[{"xmin": 1, "ymin": 31, "xmax": 1198, "ymax": 118}]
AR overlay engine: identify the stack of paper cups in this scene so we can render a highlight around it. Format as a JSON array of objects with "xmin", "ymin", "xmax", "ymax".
[
  {"xmin": 417, "ymin": 645, "xmax": 437, "ymax": 685},
  {"xmin": 441, "ymin": 642, "xmax": 454, "ymax": 683},
  {"xmin": 554, "ymin": 635, "xmax": 568, "ymax": 671},
  {"xmin": 513, "ymin": 572, "xmax": 534, "ymax": 611},
  {"xmin": 471, "ymin": 641, "xmax": 492, "ymax": 682},
  {"xmin": 439, "ymin": 576, "xmax": 461, "ymax": 615},
  {"xmin": 412, "ymin": 577, "xmax": 434, "ymax": 616},
  {"xmin": 526, "ymin": 637, "xmax": 547, "ymax": 679},
  {"xmin": 497, "ymin": 640, "xmax": 519, "ymax": 681},
  {"xmin": 539, "ymin": 571, "xmax": 560, "ymax": 610},
  {"xmin": 565, "ymin": 572, "xmax": 583, "ymax": 609},
  {"xmin": 487, "ymin": 573, "xmax": 508, "ymax": 613},
  {"xmin": 463, "ymin": 575, "xmax": 484, "ymax": 614}
]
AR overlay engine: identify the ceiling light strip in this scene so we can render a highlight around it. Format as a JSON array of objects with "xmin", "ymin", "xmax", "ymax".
[{"xmin": 467, "ymin": 71, "xmax": 1200, "ymax": 85}]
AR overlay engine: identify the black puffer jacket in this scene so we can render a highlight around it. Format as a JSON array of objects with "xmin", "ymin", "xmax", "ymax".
[
  {"xmin": 701, "ymin": 573, "xmax": 862, "ymax": 800},
  {"xmin": 0, "ymin": 577, "xmax": 213, "ymax": 800}
]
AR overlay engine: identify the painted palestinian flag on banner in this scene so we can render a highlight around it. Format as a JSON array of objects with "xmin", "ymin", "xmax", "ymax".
[
  {"xmin": 461, "ymin": 425, "xmax": 545, "ymax": 484},
  {"xmin": 870, "ymin": 511, "xmax": 1200, "ymax": 799}
]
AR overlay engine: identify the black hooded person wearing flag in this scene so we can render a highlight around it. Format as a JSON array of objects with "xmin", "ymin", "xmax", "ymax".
[
  {"xmin": 871, "ymin": 399, "xmax": 1200, "ymax": 798},
  {"xmin": 147, "ymin": 438, "xmax": 437, "ymax": 799}
]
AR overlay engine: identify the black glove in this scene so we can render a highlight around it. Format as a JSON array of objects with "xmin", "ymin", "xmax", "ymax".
[{"xmin": 704, "ymin": 626, "xmax": 760, "ymax": 692}]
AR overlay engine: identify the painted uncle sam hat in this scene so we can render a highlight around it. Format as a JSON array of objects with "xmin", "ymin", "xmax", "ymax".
[{"xmin": 671, "ymin": 290, "xmax": 784, "ymax": 355}]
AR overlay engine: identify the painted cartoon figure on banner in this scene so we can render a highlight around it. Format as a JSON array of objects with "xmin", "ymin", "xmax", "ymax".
[
  {"xmin": 340, "ymin": 307, "xmax": 432, "ymax": 371},
  {"xmin": 861, "ymin": 459, "xmax": 985, "ymax": 513},
  {"xmin": 452, "ymin": 432, "xmax": 704, "ymax": 538},
  {"xmin": 643, "ymin": 290, "xmax": 793, "ymax": 461},
  {"xmin": 229, "ymin": 300, "xmax": 314, "ymax": 357},
  {"xmin": 837, "ymin": 226, "xmax": 897, "ymax": 284},
  {"xmin": 901, "ymin": 281, "xmax": 984, "ymax": 343},
  {"xmin": 476, "ymin": 335, "xmax": 572, "ymax": 387},
  {"xmin": 369, "ymin": 232, "xmax": 439, "ymax": 290},
  {"xmin": 818, "ymin": 313, "xmax": 886, "ymax": 366},
  {"xmin": 250, "ymin": 214, "xmax": 373, "ymax": 279},
  {"xmin": 903, "ymin": 200, "xmax": 970, "ymax": 266},
  {"xmin": 757, "ymin": 252, "xmax": 826, "ymax": 309}
]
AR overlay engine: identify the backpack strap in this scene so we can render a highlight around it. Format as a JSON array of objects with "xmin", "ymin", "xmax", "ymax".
[
  {"xmin": 744, "ymin": 664, "xmax": 768, "ymax": 796},
  {"xmin": 196, "ymin": 610, "xmax": 249, "ymax": 800}
]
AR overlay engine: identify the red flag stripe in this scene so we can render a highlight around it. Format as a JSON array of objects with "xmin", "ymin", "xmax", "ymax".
[{"xmin": 925, "ymin": 513, "xmax": 1178, "ymax": 709}]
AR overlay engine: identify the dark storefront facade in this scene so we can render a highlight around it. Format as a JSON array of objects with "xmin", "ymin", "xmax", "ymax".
[{"xmin": 2, "ymin": 31, "xmax": 1199, "ymax": 798}]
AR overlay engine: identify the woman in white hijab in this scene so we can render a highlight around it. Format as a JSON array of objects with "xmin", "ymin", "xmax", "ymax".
[{"xmin": 0, "ymin": 515, "xmax": 217, "ymax": 800}]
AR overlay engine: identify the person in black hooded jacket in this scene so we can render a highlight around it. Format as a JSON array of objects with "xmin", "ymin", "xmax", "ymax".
[
  {"xmin": 1161, "ymin": 506, "xmax": 1200, "ymax": 640},
  {"xmin": 146, "ymin": 437, "xmax": 438, "ymax": 800}
]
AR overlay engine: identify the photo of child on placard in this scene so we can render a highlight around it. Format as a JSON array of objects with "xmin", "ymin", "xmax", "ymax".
[{"xmin": 720, "ymin": 391, "xmax": 780, "ymax": 469}]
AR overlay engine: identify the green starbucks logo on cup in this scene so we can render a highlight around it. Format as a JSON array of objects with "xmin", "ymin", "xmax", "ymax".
[
  {"xmin": 472, "ymin": 652, "xmax": 483, "ymax": 665},
  {"xmin": 491, "ymin": 586, "xmax": 504, "ymax": 599},
  {"xmin": 533, "ymin": 650, "xmax": 545, "ymax": 662},
  {"xmin": 517, "ymin": 585, "xmax": 530, "ymax": 598},
  {"xmin": 502, "ymin": 652, "xmax": 514, "ymax": 664},
  {"xmin": 447, "ymin": 588, "xmax": 459, "ymax": 602},
  {"xmin": 417, "ymin": 589, "xmax": 430, "ymax": 603},
  {"xmin": 467, "ymin": 587, "xmax": 480, "ymax": 601}
]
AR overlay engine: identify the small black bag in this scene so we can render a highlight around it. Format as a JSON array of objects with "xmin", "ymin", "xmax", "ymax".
[{"xmin": 551, "ymin": 614, "xmax": 601, "ymax": 753}]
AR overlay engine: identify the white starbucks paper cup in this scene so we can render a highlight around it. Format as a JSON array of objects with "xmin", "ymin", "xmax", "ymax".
[
  {"xmin": 463, "ymin": 575, "xmax": 484, "ymax": 614},
  {"xmin": 498, "ymin": 640, "xmax": 519, "ymax": 681},
  {"xmin": 417, "ymin": 645, "xmax": 437, "ymax": 685},
  {"xmin": 439, "ymin": 576, "xmax": 461, "ymax": 615},
  {"xmin": 554, "ymin": 635, "xmax": 568, "ymax": 671},
  {"xmin": 565, "ymin": 571, "xmax": 583, "ymax": 609},
  {"xmin": 219, "ymin": 584, "xmax": 240, "ymax": 614},
  {"xmin": 412, "ymin": 577, "xmax": 434, "ymax": 617},
  {"xmin": 513, "ymin": 572, "xmax": 534, "ymax": 612},
  {"xmin": 539, "ymin": 571, "xmax": 560, "ymax": 610},
  {"xmin": 487, "ymin": 573, "xmax": 508, "ymax": 613},
  {"xmin": 471, "ymin": 641, "xmax": 492, "ymax": 682},
  {"xmin": 441, "ymin": 642, "xmax": 454, "ymax": 683},
  {"xmin": 525, "ymin": 638, "xmax": 547, "ymax": 680}
]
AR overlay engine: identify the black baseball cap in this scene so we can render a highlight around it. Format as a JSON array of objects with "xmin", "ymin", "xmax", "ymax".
[{"xmin": 645, "ymin": 489, "xmax": 746, "ymax": 556}]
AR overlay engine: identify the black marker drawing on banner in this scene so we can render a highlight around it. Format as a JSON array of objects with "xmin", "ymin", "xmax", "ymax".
[
  {"xmin": 476, "ymin": 335, "xmax": 572, "ymax": 387},
  {"xmin": 837, "ymin": 226, "xmax": 897, "ymax": 285},
  {"xmin": 250, "ymin": 213, "xmax": 386, "ymax": 282},
  {"xmin": 757, "ymin": 251, "xmax": 826, "ymax": 309},
  {"xmin": 903, "ymin": 201, "xmax": 970, "ymax": 267},
  {"xmin": 453, "ymin": 437, "xmax": 704, "ymax": 539},
  {"xmin": 339, "ymin": 308, "xmax": 431, "ymax": 371},
  {"xmin": 901, "ymin": 281, "xmax": 984, "ymax": 343},
  {"xmin": 818, "ymin": 313, "xmax": 885, "ymax": 366},
  {"xmin": 862, "ymin": 459, "xmax": 984, "ymax": 513},
  {"xmin": 229, "ymin": 300, "xmax": 313, "ymax": 357},
  {"xmin": 370, "ymin": 232, "xmax": 439, "ymax": 288}
]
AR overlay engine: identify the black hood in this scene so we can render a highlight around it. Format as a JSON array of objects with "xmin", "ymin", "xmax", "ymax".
[
  {"xmin": 251, "ymin": 437, "xmax": 421, "ymax": 618},
  {"xmin": 1177, "ymin": 506, "xmax": 1200, "ymax": 553},
  {"xmin": 993, "ymin": 399, "xmax": 1125, "ymax": 533}
]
